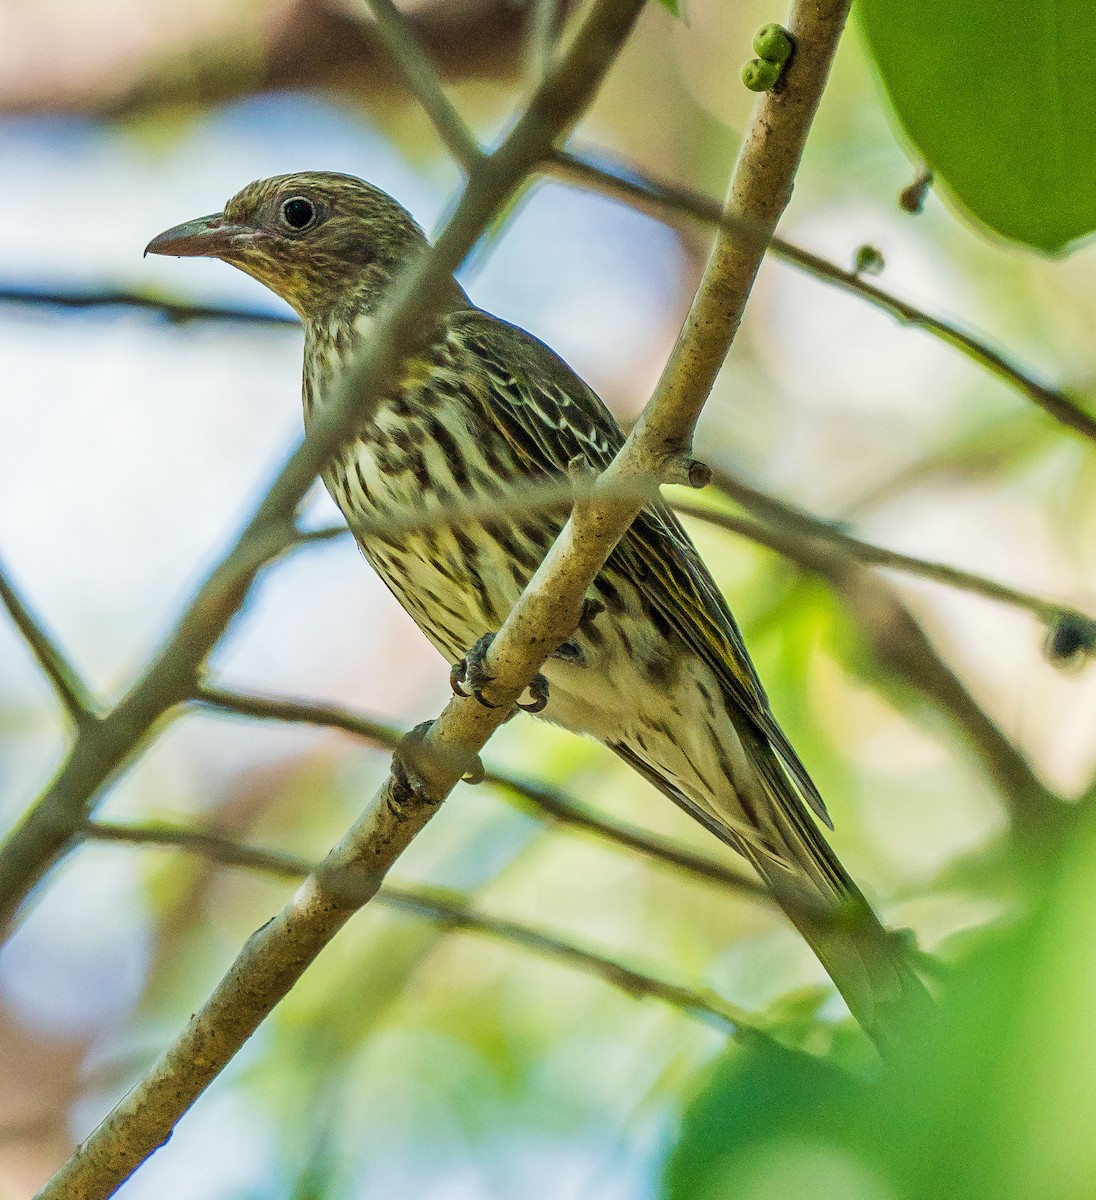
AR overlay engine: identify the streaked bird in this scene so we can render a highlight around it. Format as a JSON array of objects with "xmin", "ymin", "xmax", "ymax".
[{"xmin": 147, "ymin": 171, "xmax": 925, "ymax": 1036}]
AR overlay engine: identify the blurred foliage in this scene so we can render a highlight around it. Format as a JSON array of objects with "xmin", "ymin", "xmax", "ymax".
[
  {"xmin": 858, "ymin": 0, "xmax": 1096, "ymax": 252},
  {"xmin": 662, "ymin": 808, "xmax": 1096, "ymax": 1200}
]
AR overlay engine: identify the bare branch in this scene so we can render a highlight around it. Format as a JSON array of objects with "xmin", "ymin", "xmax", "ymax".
[
  {"xmin": 80, "ymin": 819, "xmax": 763, "ymax": 1037},
  {"xmin": 29, "ymin": 3, "xmax": 652, "ymax": 1194},
  {"xmin": 547, "ymin": 148, "xmax": 1096, "ymax": 446},
  {"xmin": 0, "ymin": 553, "xmax": 97, "ymax": 724},
  {"xmin": 193, "ymin": 683, "xmax": 772, "ymax": 902},
  {"xmin": 701, "ymin": 466, "xmax": 1066, "ymax": 847},
  {"xmin": 674, "ymin": 484, "xmax": 1096, "ymax": 639},
  {"xmin": 294, "ymin": 474, "xmax": 1094, "ymax": 652},
  {"xmin": 0, "ymin": 284, "xmax": 297, "ymax": 326},
  {"xmin": 0, "ymin": 0, "xmax": 649, "ymax": 949},
  {"xmin": 355, "ymin": 0, "xmax": 482, "ymax": 170}
]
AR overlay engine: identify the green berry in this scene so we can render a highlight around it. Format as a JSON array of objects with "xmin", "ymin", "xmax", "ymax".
[
  {"xmin": 854, "ymin": 244, "xmax": 885, "ymax": 276},
  {"xmin": 742, "ymin": 58, "xmax": 782, "ymax": 92},
  {"xmin": 753, "ymin": 23, "xmax": 793, "ymax": 65}
]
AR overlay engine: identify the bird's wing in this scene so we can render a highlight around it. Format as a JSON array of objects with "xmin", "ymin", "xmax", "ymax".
[{"xmin": 447, "ymin": 308, "xmax": 830, "ymax": 827}]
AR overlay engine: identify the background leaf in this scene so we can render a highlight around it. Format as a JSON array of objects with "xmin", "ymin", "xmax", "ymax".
[{"xmin": 857, "ymin": 0, "xmax": 1096, "ymax": 253}]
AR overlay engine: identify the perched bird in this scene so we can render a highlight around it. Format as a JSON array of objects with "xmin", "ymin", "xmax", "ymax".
[{"xmin": 147, "ymin": 172, "xmax": 923, "ymax": 1034}]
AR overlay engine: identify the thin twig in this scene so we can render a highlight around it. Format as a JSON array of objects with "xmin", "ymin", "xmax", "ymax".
[
  {"xmin": 80, "ymin": 819, "xmax": 761, "ymax": 1036},
  {"xmin": 293, "ymin": 471, "xmax": 1094, "ymax": 647},
  {"xmin": 193, "ymin": 683, "xmax": 772, "ymax": 902},
  {"xmin": 673, "ymin": 487, "xmax": 1096, "ymax": 636},
  {"xmin": 356, "ymin": 0, "xmax": 483, "ymax": 170},
  {"xmin": 546, "ymin": 148, "xmax": 1096, "ymax": 445},
  {"xmin": 701, "ymin": 466, "xmax": 1066, "ymax": 847},
  {"xmin": 324, "ymin": 472, "xmax": 655, "ymax": 545},
  {"xmin": 0, "ymin": 554, "xmax": 97, "ymax": 723},
  {"xmin": 0, "ymin": 284, "xmax": 297, "ymax": 326}
]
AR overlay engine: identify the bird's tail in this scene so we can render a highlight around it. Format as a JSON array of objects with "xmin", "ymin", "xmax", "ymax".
[
  {"xmin": 611, "ymin": 737, "xmax": 931, "ymax": 1046},
  {"xmin": 735, "ymin": 729, "xmax": 932, "ymax": 1046}
]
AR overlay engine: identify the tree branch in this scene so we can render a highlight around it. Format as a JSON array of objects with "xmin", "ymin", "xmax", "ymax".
[
  {"xmin": 0, "ymin": 284, "xmax": 297, "ymax": 326},
  {"xmin": 546, "ymin": 148, "xmax": 1096, "ymax": 446},
  {"xmin": 701, "ymin": 466, "xmax": 1066, "ymax": 848},
  {"xmin": 290, "ymin": 465, "xmax": 1095, "ymax": 655},
  {"xmin": 0, "ymin": 553, "xmax": 97, "ymax": 724},
  {"xmin": 193, "ymin": 683, "xmax": 772, "ymax": 902},
  {"xmin": 29, "ymin": 4, "xmax": 652, "ymax": 1195},
  {"xmin": 79, "ymin": 819, "xmax": 764, "ymax": 1037},
  {"xmin": 674, "ymin": 484, "xmax": 1096, "ymax": 643},
  {"xmin": 356, "ymin": 0, "xmax": 482, "ymax": 170},
  {"xmin": 0, "ymin": 0, "xmax": 648, "ymax": 949}
]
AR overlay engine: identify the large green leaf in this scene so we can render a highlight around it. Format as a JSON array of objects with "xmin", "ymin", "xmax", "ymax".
[{"xmin": 857, "ymin": 0, "xmax": 1096, "ymax": 253}]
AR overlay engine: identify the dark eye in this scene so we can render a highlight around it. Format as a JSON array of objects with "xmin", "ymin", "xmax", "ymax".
[{"xmin": 281, "ymin": 197, "xmax": 316, "ymax": 230}]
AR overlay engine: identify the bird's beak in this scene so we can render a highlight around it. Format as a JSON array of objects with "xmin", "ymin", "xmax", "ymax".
[{"xmin": 143, "ymin": 213, "xmax": 255, "ymax": 259}]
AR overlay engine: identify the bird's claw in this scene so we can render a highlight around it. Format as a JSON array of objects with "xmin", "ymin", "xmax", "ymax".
[
  {"xmin": 516, "ymin": 673, "xmax": 549, "ymax": 713},
  {"xmin": 462, "ymin": 754, "xmax": 486, "ymax": 785},
  {"xmin": 450, "ymin": 633, "xmax": 500, "ymax": 709},
  {"xmin": 451, "ymin": 632, "xmax": 551, "ymax": 714}
]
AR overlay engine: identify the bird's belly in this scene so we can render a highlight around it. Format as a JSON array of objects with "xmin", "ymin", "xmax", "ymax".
[{"xmin": 322, "ymin": 438, "xmax": 554, "ymax": 664}]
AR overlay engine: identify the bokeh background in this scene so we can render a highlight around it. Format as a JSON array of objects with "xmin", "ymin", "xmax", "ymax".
[{"xmin": 2, "ymin": 1, "xmax": 1096, "ymax": 1197}]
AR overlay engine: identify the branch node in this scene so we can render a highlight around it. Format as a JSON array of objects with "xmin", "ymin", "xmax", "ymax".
[
  {"xmin": 686, "ymin": 458, "xmax": 713, "ymax": 489},
  {"xmin": 389, "ymin": 720, "xmax": 444, "ymax": 815}
]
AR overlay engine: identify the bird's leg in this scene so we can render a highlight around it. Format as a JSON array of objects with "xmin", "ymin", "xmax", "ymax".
[
  {"xmin": 451, "ymin": 597, "xmax": 604, "ymax": 715},
  {"xmin": 450, "ymin": 631, "xmax": 550, "ymax": 714},
  {"xmin": 450, "ymin": 633, "xmax": 502, "ymax": 708}
]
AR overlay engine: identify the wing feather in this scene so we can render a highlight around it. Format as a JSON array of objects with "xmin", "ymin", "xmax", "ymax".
[{"xmin": 447, "ymin": 307, "xmax": 831, "ymax": 830}]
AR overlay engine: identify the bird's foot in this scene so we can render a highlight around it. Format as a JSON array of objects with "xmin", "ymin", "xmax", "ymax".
[
  {"xmin": 450, "ymin": 633, "xmax": 500, "ymax": 708},
  {"xmin": 518, "ymin": 672, "xmax": 549, "ymax": 714},
  {"xmin": 450, "ymin": 632, "xmax": 550, "ymax": 714}
]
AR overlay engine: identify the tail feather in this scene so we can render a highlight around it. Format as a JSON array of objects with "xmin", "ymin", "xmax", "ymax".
[{"xmin": 610, "ymin": 736, "xmax": 931, "ymax": 1046}]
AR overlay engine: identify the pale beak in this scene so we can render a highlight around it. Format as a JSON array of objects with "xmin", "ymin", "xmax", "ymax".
[{"xmin": 143, "ymin": 213, "xmax": 255, "ymax": 259}]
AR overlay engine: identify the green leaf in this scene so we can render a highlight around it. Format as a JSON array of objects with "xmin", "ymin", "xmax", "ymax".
[
  {"xmin": 661, "ymin": 1042, "xmax": 876, "ymax": 1200},
  {"xmin": 857, "ymin": 1, "xmax": 1096, "ymax": 253},
  {"xmin": 659, "ymin": 0, "xmax": 681, "ymax": 15}
]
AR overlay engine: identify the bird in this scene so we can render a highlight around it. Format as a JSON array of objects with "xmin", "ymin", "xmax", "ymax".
[{"xmin": 146, "ymin": 171, "xmax": 925, "ymax": 1037}]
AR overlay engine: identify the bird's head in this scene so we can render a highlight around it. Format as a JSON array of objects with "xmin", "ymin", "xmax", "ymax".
[{"xmin": 145, "ymin": 171, "xmax": 435, "ymax": 322}]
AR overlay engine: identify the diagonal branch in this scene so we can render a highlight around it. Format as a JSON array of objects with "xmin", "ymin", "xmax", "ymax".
[
  {"xmin": 0, "ymin": 0, "xmax": 649, "ymax": 950},
  {"xmin": 546, "ymin": 148, "xmax": 1096, "ymax": 446},
  {"xmin": 676, "ymin": 483, "xmax": 1096, "ymax": 642},
  {"xmin": 80, "ymin": 819, "xmax": 764, "ymax": 1037},
  {"xmin": 356, "ymin": 0, "xmax": 482, "ymax": 170},
  {"xmin": 193, "ymin": 683, "xmax": 772, "ymax": 902},
  {"xmin": 29, "ymin": 3, "xmax": 651, "ymax": 1196},
  {"xmin": 0, "ymin": 553, "xmax": 97, "ymax": 724},
  {"xmin": 701, "ymin": 466, "xmax": 1066, "ymax": 847}
]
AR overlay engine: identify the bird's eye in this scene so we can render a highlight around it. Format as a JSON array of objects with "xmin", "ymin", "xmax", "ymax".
[{"xmin": 280, "ymin": 197, "xmax": 316, "ymax": 231}]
